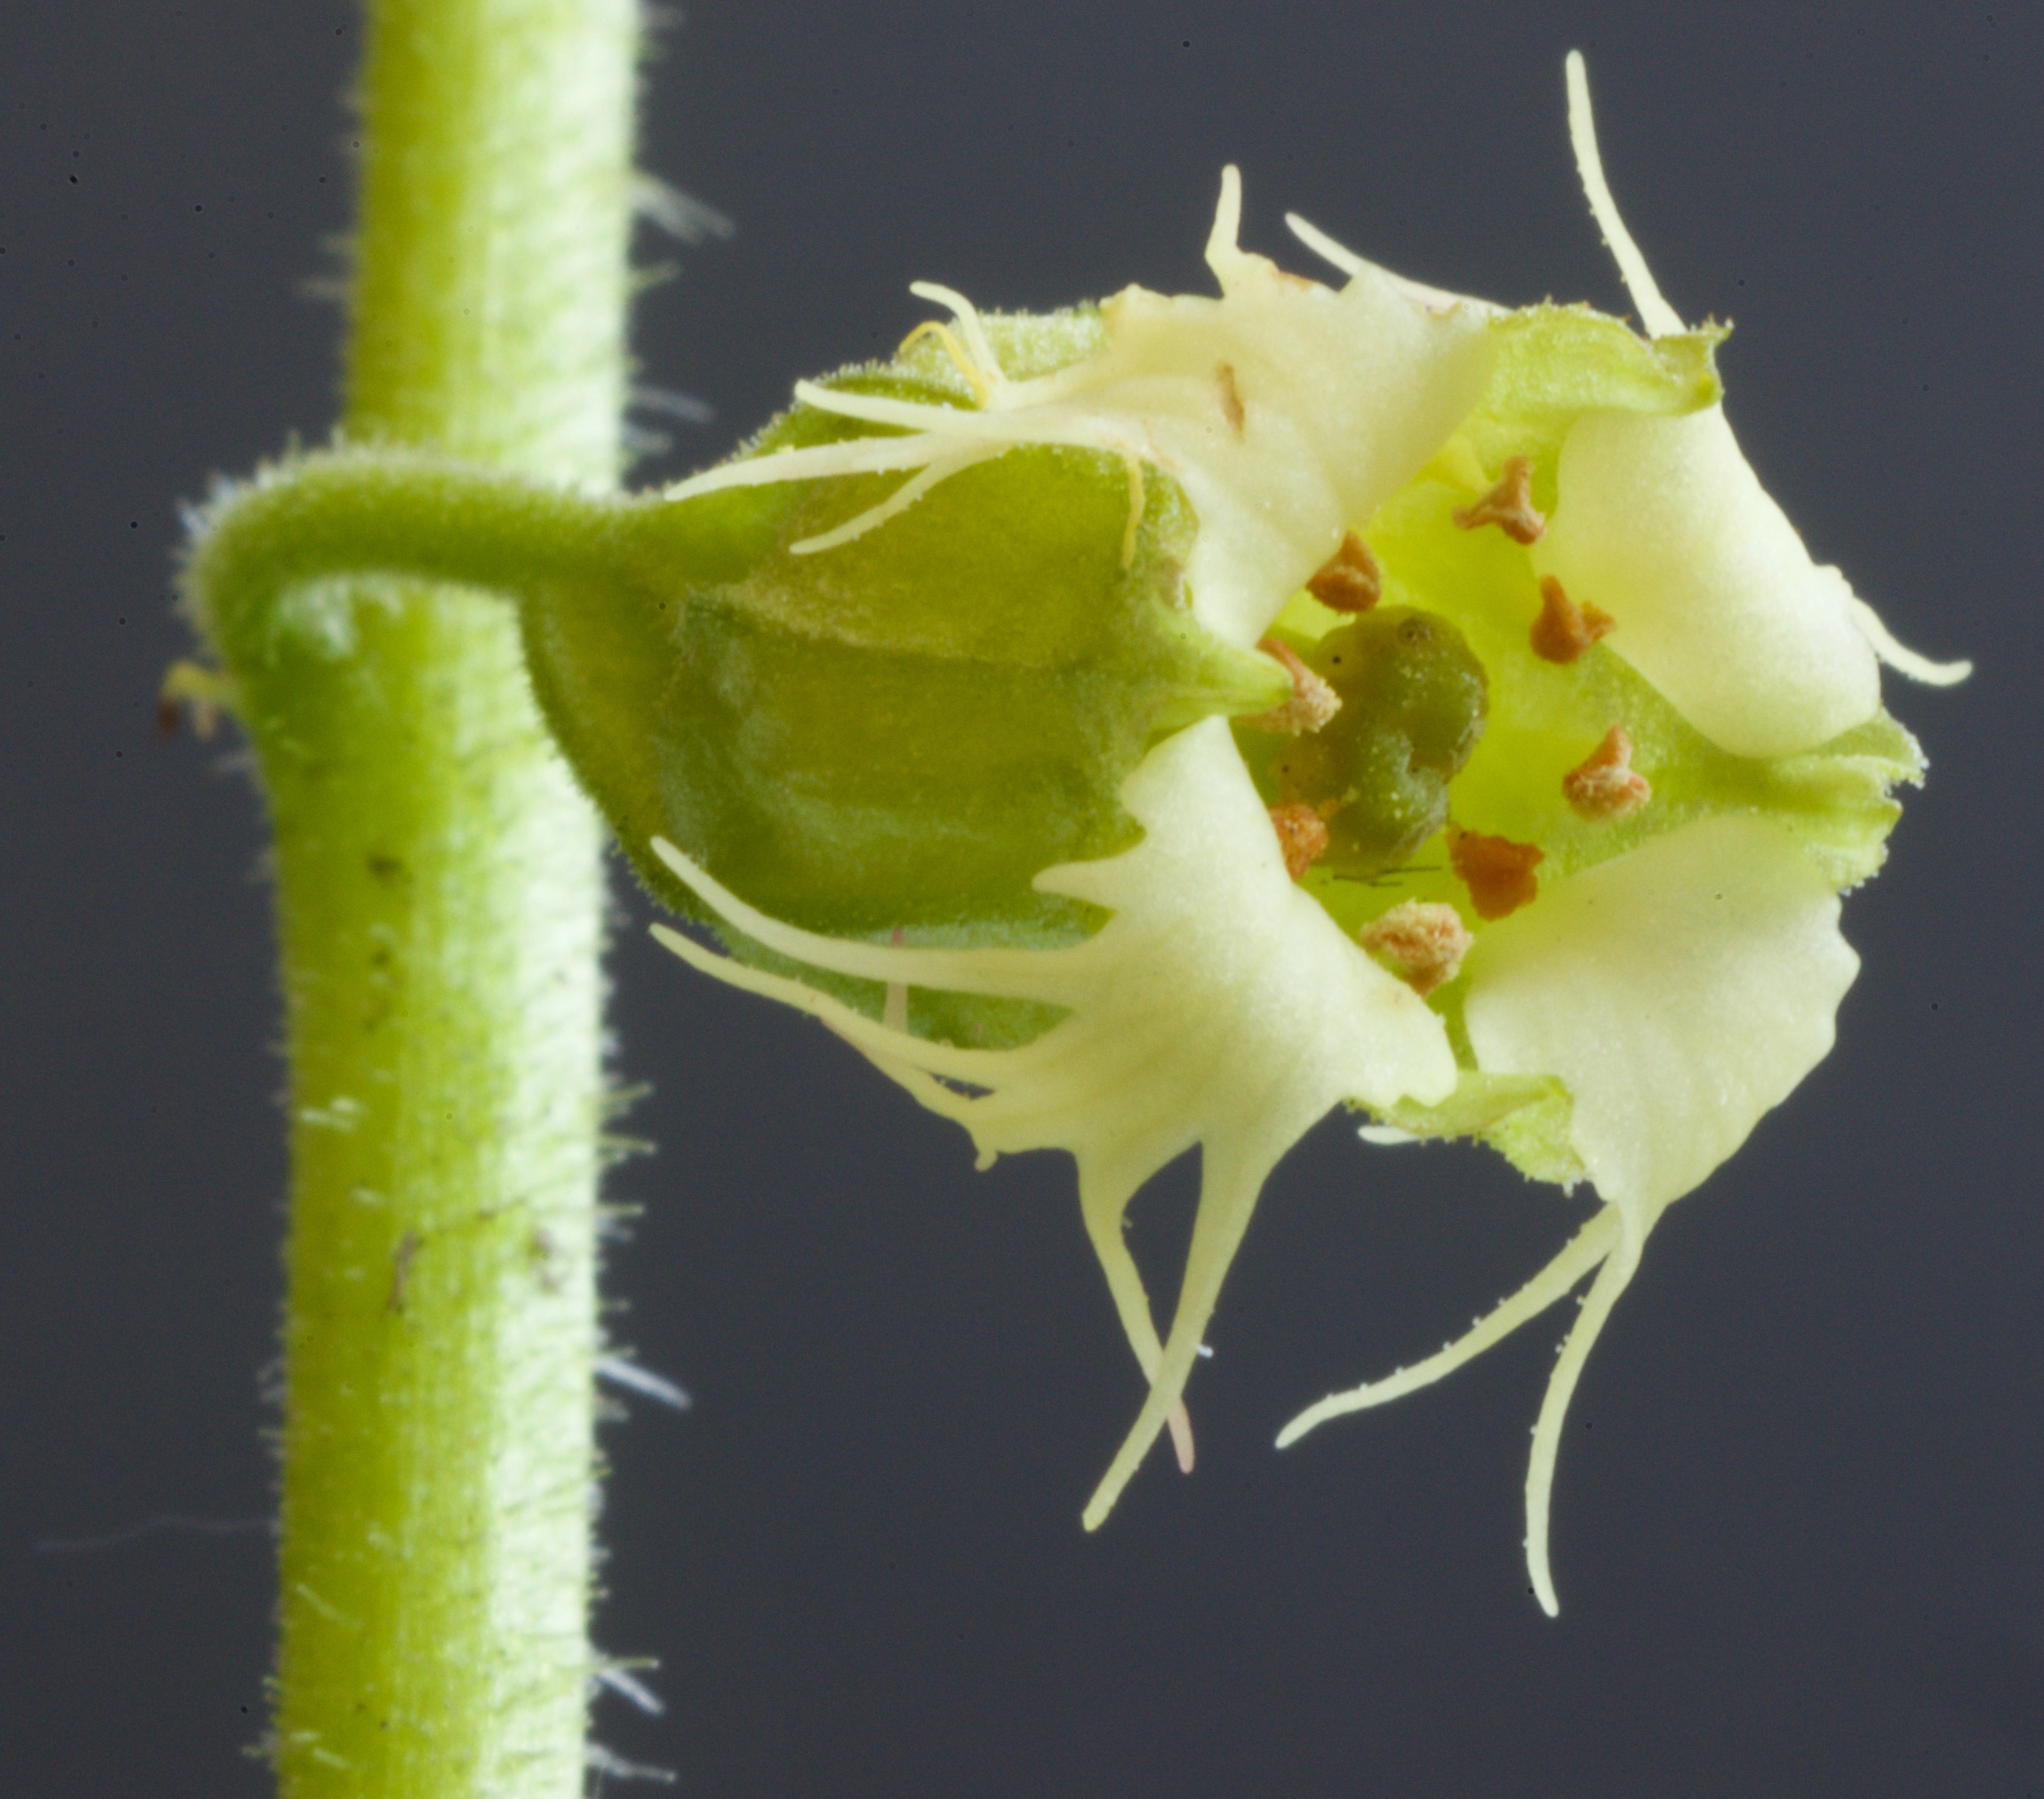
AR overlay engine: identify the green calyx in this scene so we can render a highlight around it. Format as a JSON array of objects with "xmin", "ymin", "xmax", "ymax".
[
  {"xmin": 188, "ymin": 311, "xmax": 1288, "ymax": 1048},
  {"xmin": 537, "ymin": 347, "xmax": 1283, "ymax": 953}
]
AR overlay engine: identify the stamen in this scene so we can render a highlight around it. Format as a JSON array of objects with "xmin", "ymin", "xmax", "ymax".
[
  {"xmin": 1563, "ymin": 724, "xmax": 1651, "ymax": 822},
  {"xmin": 1305, "ymin": 532, "xmax": 1383, "ymax": 614},
  {"xmin": 1529, "ymin": 574, "xmax": 1615, "ymax": 664},
  {"xmin": 1358, "ymin": 901, "xmax": 1473, "ymax": 996},
  {"xmin": 1215, "ymin": 362, "xmax": 1245, "ymax": 436},
  {"xmin": 1244, "ymin": 638, "xmax": 1342, "ymax": 736},
  {"xmin": 1452, "ymin": 455, "xmax": 1546, "ymax": 545},
  {"xmin": 1448, "ymin": 825, "xmax": 1545, "ymax": 921},
  {"xmin": 1267, "ymin": 803, "xmax": 1331, "ymax": 881}
]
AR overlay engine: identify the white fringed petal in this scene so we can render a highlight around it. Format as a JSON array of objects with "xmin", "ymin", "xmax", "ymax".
[
  {"xmin": 1460, "ymin": 814, "xmax": 1855, "ymax": 1609},
  {"xmin": 1548, "ymin": 50, "xmax": 1919, "ymax": 761},
  {"xmin": 1537, "ymin": 405, "xmax": 1883, "ymax": 759},
  {"xmin": 1463, "ymin": 812, "xmax": 1858, "ymax": 1218},
  {"xmin": 643, "ymin": 80, "xmax": 1940, "ymax": 1605},
  {"xmin": 664, "ymin": 169, "xmax": 1493, "ymax": 652},
  {"xmin": 1014, "ymin": 174, "xmax": 1495, "ymax": 648},
  {"xmin": 650, "ymin": 719, "xmax": 1456, "ymax": 1524},
  {"xmin": 1283, "ymin": 815, "xmax": 1861, "ymax": 1612}
]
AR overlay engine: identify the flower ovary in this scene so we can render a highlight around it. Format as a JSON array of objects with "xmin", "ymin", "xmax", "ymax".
[{"xmin": 1263, "ymin": 607, "xmax": 1489, "ymax": 878}]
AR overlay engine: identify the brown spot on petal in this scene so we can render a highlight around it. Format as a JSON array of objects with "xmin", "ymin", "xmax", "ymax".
[
  {"xmin": 1563, "ymin": 724, "xmax": 1652, "ymax": 822},
  {"xmin": 1448, "ymin": 825, "xmax": 1545, "ymax": 921},
  {"xmin": 1452, "ymin": 454, "xmax": 1546, "ymax": 545},
  {"xmin": 1305, "ymin": 531, "xmax": 1383, "ymax": 614},
  {"xmin": 1245, "ymin": 637, "xmax": 1342, "ymax": 736},
  {"xmin": 1529, "ymin": 575, "xmax": 1616, "ymax": 665},
  {"xmin": 1268, "ymin": 803, "xmax": 1331, "ymax": 881},
  {"xmin": 1358, "ymin": 900, "xmax": 1473, "ymax": 997},
  {"xmin": 1215, "ymin": 362, "xmax": 1245, "ymax": 436}
]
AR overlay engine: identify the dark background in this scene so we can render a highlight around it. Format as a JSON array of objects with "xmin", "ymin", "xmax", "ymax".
[{"xmin": 5, "ymin": 2, "xmax": 2039, "ymax": 1794}]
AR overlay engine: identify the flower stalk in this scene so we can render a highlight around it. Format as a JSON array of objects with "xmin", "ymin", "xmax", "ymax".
[{"xmin": 217, "ymin": 0, "xmax": 638, "ymax": 1790}]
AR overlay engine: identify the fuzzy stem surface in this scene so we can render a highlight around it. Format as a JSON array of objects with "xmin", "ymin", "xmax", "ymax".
[{"xmin": 242, "ymin": 1, "xmax": 639, "ymax": 1791}]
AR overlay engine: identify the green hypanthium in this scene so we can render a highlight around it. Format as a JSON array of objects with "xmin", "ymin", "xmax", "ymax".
[{"xmin": 181, "ymin": 22, "xmax": 1964, "ymax": 1794}]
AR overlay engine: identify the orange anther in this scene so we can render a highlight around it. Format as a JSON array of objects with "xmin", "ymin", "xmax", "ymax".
[
  {"xmin": 1358, "ymin": 901, "xmax": 1473, "ymax": 996},
  {"xmin": 1563, "ymin": 724, "xmax": 1652, "ymax": 823},
  {"xmin": 1448, "ymin": 825, "xmax": 1545, "ymax": 921},
  {"xmin": 1305, "ymin": 531, "xmax": 1383, "ymax": 614},
  {"xmin": 1452, "ymin": 455, "xmax": 1546, "ymax": 545},
  {"xmin": 1245, "ymin": 637, "xmax": 1342, "ymax": 736},
  {"xmin": 1268, "ymin": 803, "xmax": 1331, "ymax": 881},
  {"xmin": 1529, "ymin": 575, "xmax": 1616, "ymax": 665}
]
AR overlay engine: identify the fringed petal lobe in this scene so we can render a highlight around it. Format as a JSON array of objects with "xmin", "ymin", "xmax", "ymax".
[
  {"xmin": 653, "ymin": 719, "xmax": 1456, "ymax": 1522},
  {"xmin": 1537, "ymin": 406, "xmax": 1883, "ymax": 759},
  {"xmin": 1462, "ymin": 812, "xmax": 1858, "ymax": 1218}
]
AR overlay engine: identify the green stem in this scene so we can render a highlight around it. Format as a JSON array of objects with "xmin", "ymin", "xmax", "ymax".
[
  {"xmin": 191, "ymin": 456, "xmax": 634, "ymax": 660},
  {"xmin": 218, "ymin": 1, "xmax": 640, "ymax": 1791}
]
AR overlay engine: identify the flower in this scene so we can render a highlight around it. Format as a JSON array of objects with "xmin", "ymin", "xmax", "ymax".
[{"xmin": 637, "ymin": 52, "xmax": 1964, "ymax": 1609}]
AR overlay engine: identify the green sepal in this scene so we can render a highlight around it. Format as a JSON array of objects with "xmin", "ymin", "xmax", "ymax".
[
  {"xmin": 520, "ymin": 316, "xmax": 1287, "ymax": 1041},
  {"xmin": 1361, "ymin": 1072, "xmax": 1586, "ymax": 1188},
  {"xmin": 1450, "ymin": 306, "xmax": 1725, "ymax": 511}
]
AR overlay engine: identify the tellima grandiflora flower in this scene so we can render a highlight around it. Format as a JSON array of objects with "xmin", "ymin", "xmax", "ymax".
[{"xmin": 634, "ymin": 52, "xmax": 1966, "ymax": 1613}]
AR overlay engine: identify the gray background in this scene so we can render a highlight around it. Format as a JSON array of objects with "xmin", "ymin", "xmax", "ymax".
[{"xmin": 4, "ymin": 2, "xmax": 2039, "ymax": 1793}]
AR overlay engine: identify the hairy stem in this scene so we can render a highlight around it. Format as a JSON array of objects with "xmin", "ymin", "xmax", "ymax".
[
  {"xmin": 229, "ymin": 1, "xmax": 641, "ymax": 1792},
  {"xmin": 191, "ymin": 456, "xmax": 634, "ymax": 662}
]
